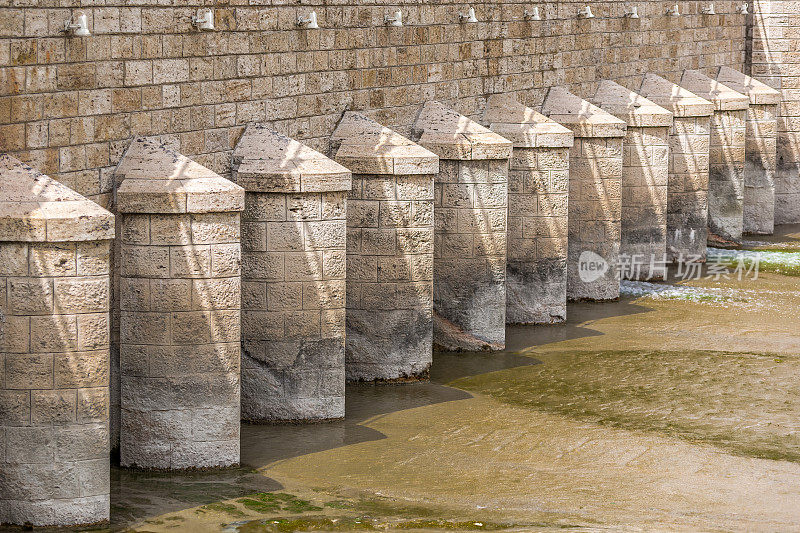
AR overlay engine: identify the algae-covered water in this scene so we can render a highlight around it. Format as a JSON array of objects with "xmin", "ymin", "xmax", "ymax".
[{"xmin": 17, "ymin": 227, "xmax": 800, "ymax": 532}]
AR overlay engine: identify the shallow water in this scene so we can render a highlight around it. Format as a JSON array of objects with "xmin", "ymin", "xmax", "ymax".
[{"xmin": 14, "ymin": 227, "xmax": 800, "ymax": 532}]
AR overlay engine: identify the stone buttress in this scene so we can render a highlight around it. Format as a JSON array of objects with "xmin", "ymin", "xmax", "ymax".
[
  {"xmin": 484, "ymin": 94, "xmax": 574, "ymax": 324},
  {"xmin": 0, "ymin": 155, "xmax": 114, "ymax": 526},
  {"xmin": 331, "ymin": 112, "xmax": 438, "ymax": 380},
  {"xmin": 591, "ymin": 80, "xmax": 673, "ymax": 280},
  {"xmin": 114, "ymin": 138, "xmax": 244, "ymax": 469},
  {"xmin": 541, "ymin": 87, "xmax": 627, "ymax": 301},
  {"xmin": 679, "ymin": 69, "xmax": 749, "ymax": 245},
  {"xmin": 637, "ymin": 74, "xmax": 714, "ymax": 261},
  {"xmin": 232, "ymin": 125, "xmax": 351, "ymax": 421},
  {"xmin": 716, "ymin": 66, "xmax": 781, "ymax": 235},
  {"xmin": 411, "ymin": 101, "xmax": 511, "ymax": 351}
]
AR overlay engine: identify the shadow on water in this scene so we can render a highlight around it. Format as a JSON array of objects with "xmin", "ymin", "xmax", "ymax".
[
  {"xmin": 244, "ymin": 297, "xmax": 652, "ymax": 469},
  {"xmin": 50, "ymin": 298, "xmax": 649, "ymax": 532}
]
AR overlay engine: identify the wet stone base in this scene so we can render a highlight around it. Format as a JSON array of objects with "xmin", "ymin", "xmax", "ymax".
[
  {"xmin": 506, "ymin": 259, "xmax": 568, "ymax": 324},
  {"xmin": 708, "ymin": 109, "xmax": 747, "ymax": 243},
  {"xmin": 346, "ymin": 308, "xmax": 432, "ymax": 381},
  {"xmin": 743, "ymin": 104, "xmax": 777, "ymax": 235},
  {"xmin": 668, "ymin": 115, "xmax": 710, "ymax": 260},
  {"xmin": 241, "ymin": 338, "xmax": 345, "ymax": 421}
]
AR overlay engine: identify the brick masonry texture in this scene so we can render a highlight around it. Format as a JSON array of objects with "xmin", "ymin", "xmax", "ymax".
[
  {"xmin": 749, "ymin": 0, "xmax": 800, "ymax": 224},
  {"xmin": 332, "ymin": 112, "xmax": 437, "ymax": 381},
  {"xmin": 232, "ymin": 125, "xmax": 350, "ymax": 421},
  {"xmin": 412, "ymin": 101, "xmax": 511, "ymax": 351},
  {"xmin": 0, "ymin": 156, "xmax": 114, "ymax": 527},
  {"xmin": 484, "ymin": 94, "xmax": 573, "ymax": 324},
  {"xmin": 542, "ymin": 87, "xmax": 626, "ymax": 301},
  {"xmin": 0, "ymin": 1, "xmax": 747, "ymax": 211},
  {"xmin": 716, "ymin": 66, "xmax": 781, "ymax": 234},
  {"xmin": 679, "ymin": 69, "xmax": 749, "ymax": 243},
  {"xmin": 637, "ymin": 74, "xmax": 714, "ymax": 261},
  {"xmin": 590, "ymin": 81, "xmax": 672, "ymax": 280},
  {"xmin": 114, "ymin": 139, "xmax": 244, "ymax": 470}
]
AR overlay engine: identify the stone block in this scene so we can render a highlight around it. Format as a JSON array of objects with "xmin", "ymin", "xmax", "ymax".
[
  {"xmin": 0, "ymin": 157, "xmax": 112, "ymax": 527},
  {"xmin": 115, "ymin": 140, "xmax": 242, "ymax": 469},
  {"xmin": 233, "ymin": 125, "xmax": 350, "ymax": 421},
  {"xmin": 591, "ymin": 81, "xmax": 672, "ymax": 280},
  {"xmin": 638, "ymin": 74, "xmax": 714, "ymax": 261},
  {"xmin": 542, "ymin": 87, "xmax": 625, "ymax": 300}
]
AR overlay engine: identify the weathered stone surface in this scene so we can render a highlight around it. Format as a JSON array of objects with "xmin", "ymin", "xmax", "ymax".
[
  {"xmin": 332, "ymin": 114, "xmax": 435, "ymax": 380},
  {"xmin": 541, "ymin": 87, "xmax": 625, "ymax": 301},
  {"xmin": 115, "ymin": 140, "xmax": 242, "ymax": 470},
  {"xmin": 716, "ymin": 67, "xmax": 781, "ymax": 235},
  {"xmin": 485, "ymin": 94, "xmax": 573, "ymax": 324},
  {"xmin": 0, "ymin": 155, "xmax": 114, "ymax": 243},
  {"xmin": 638, "ymin": 74, "xmax": 714, "ymax": 261},
  {"xmin": 591, "ymin": 81, "xmax": 672, "ymax": 280},
  {"xmin": 0, "ymin": 157, "xmax": 112, "ymax": 527},
  {"xmin": 679, "ymin": 70, "xmax": 749, "ymax": 244},
  {"xmin": 116, "ymin": 137, "xmax": 245, "ymax": 214},
  {"xmin": 232, "ymin": 126, "xmax": 350, "ymax": 421},
  {"xmin": 412, "ymin": 101, "xmax": 510, "ymax": 351}
]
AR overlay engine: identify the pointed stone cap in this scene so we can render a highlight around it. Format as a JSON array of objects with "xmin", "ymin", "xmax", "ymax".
[
  {"xmin": 715, "ymin": 66, "xmax": 781, "ymax": 106},
  {"xmin": 410, "ymin": 101, "xmax": 512, "ymax": 160},
  {"xmin": 0, "ymin": 154, "xmax": 114, "ymax": 242},
  {"xmin": 331, "ymin": 112, "xmax": 439, "ymax": 175},
  {"xmin": 232, "ymin": 125, "xmax": 351, "ymax": 193},
  {"xmin": 591, "ymin": 80, "xmax": 673, "ymax": 128},
  {"xmin": 115, "ymin": 137, "xmax": 244, "ymax": 214},
  {"xmin": 679, "ymin": 69, "xmax": 749, "ymax": 111},
  {"xmin": 540, "ymin": 86, "xmax": 627, "ymax": 138},
  {"xmin": 483, "ymin": 94, "xmax": 574, "ymax": 148},
  {"xmin": 637, "ymin": 73, "xmax": 714, "ymax": 118}
]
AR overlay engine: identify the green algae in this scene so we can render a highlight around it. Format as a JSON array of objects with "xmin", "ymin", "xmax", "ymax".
[
  {"xmin": 237, "ymin": 493, "xmax": 323, "ymax": 514},
  {"xmin": 199, "ymin": 502, "xmax": 248, "ymax": 517},
  {"xmin": 450, "ymin": 349, "xmax": 800, "ymax": 463}
]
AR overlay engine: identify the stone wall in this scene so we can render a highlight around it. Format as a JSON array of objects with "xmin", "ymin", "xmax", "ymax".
[
  {"xmin": 332, "ymin": 112, "xmax": 436, "ymax": 381},
  {"xmin": 412, "ymin": 101, "xmax": 510, "ymax": 351},
  {"xmin": 115, "ymin": 138, "xmax": 244, "ymax": 470},
  {"xmin": 0, "ymin": 155, "xmax": 114, "ymax": 526},
  {"xmin": 232, "ymin": 125, "xmax": 350, "ymax": 422},
  {"xmin": 0, "ymin": 1, "xmax": 747, "ymax": 206},
  {"xmin": 750, "ymin": 0, "xmax": 800, "ymax": 223}
]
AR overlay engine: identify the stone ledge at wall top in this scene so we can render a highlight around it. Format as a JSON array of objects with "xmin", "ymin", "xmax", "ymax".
[
  {"xmin": 540, "ymin": 86, "xmax": 627, "ymax": 138},
  {"xmin": 590, "ymin": 80, "xmax": 674, "ymax": 128},
  {"xmin": 0, "ymin": 153, "xmax": 114, "ymax": 243},
  {"xmin": 330, "ymin": 111, "xmax": 439, "ymax": 175},
  {"xmin": 637, "ymin": 73, "xmax": 715, "ymax": 118},
  {"xmin": 715, "ymin": 66, "xmax": 781, "ymax": 106},
  {"xmin": 680, "ymin": 69, "xmax": 750, "ymax": 111},
  {"xmin": 114, "ymin": 137, "xmax": 244, "ymax": 214},
  {"xmin": 232, "ymin": 124, "xmax": 352, "ymax": 193},
  {"xmin": 483, "ymin": 94, "xmax": 574, "ymax": 149},
  {"xmin": 410, "ymin": 100, "xmax": 512, "ymax": 161}
]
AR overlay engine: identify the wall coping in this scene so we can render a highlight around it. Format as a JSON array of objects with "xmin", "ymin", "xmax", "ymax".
[
  {"xmin": 410, "ymin": 100, "xmax": 512, "ymax": 160},
  {"xmin": 591, "ymin": 80, "xmax": 674, "ymax": 128},
  {"xmin": 715, "ymin": 66, "xmax": 781, "ymax": 106},
  {"xmin": 540, "ymin": 86, "xmax": 627, "ymax": 138},
  {"xmin": 115, "ymin": 137, "xmax": 244, "ymax": 214},
  {"xmin": 637, "ymin": 74, "xmax": 714, "ymax": 118},
  {"xmin": 232, "ymin": 124, "xmax": 351, "ymax": 193},
  {"xmin": 680, "ymin": 69, "xmax": 750, "ymax": 111},
  {"xmin": 483, "ymin": 94, "xmax": 574, "ymax": 149},
  {"xmin": 0, "ymin": 154, "xmax": 114, "ymax": 243},
  {"xmin": 331, "ymin": 112, "xmax": 439, "ymax": 175}
]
